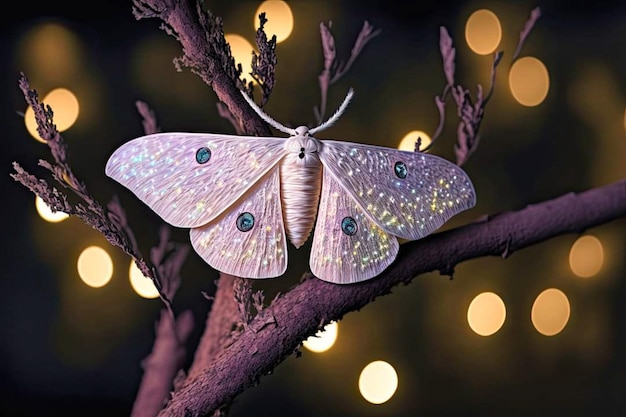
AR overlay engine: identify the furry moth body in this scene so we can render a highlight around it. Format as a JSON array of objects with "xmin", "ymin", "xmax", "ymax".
[{"xmin": 105, "ymin": 90, "xmax": 476, "ymax": 284}]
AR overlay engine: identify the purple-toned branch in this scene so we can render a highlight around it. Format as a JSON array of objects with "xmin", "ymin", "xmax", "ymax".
[
  {"xmin": 131, "ymin": 0, "xmax": 269, "ymax": 386},
  {"xmin": 187, "ymin": 274, "xmax": 241, "ymax": 379},
  {"xmin": 132, "ymin": 0, "xmax": 271, "ymax": 137},
  {"xmin": 160, "ymin": 178, "xmax": 626, "ymax": 416},
  {"xmin": 512, "ymin": 7, "xmax": 542, "ymax": 61},
  {"xmin": 431, "ymin": 8, "xmax": 540, "ymax": 166},
  {"xmin": 131, "ymin": 310, "xmax": 194, "ymax": 417},
  {"xmin": 250, "ymin": 12, "xmax": 277, "ymax": 107},
  {"xmin": 314, "ymin": 21, "xmax": 380, "ymax": 124},
  {"xmin": 14, "ymin": 74, "xmax": 194, "ymax": 414},
  {"xmin": 136, "ymin": 100, "xmax": 161, "ymax": 134}
]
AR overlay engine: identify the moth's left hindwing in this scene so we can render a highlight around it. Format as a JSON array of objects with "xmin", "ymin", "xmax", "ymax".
[
  {"xmin": 105, "ymin": 133, "xmax": 286, "ymax": 228},
  {"xmin": 190, "ymin": 166, "xmax": 288, "ymax": 279}
]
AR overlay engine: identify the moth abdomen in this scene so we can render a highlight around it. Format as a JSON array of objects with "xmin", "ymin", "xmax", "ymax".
[{"xmin": 280, "ymin": 135, "xmax": 323, "ymax": 248}]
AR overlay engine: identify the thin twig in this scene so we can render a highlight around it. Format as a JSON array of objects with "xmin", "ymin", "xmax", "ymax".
[
  {"xmin": 512, "ymin": 7, "xmax": 542, "ymax": 61},
  {"xmin": 430, "ymin": 7, "xmax": 541, "ymax": 166},
  {"xmin": 251, "ymin": 12, "xmax": 277, "ymax": 106},
  {"xmin": 314, "ymin": 21, "xmax": 380, "ymax": 125}
]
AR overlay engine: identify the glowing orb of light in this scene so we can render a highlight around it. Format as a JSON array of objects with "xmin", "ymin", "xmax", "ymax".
[
  {"xmin": 77, "ymin": 246, "xmax": 113, "ymax": 288},
  {"xmin": 25, "ymin": 88, "xmax": 79, "ymax": 143},
  {"xmin": 398, "ymin": 130, "xmax": 432, "ymax": 151},
  {"xmin": 35, "ymin": 195, "xmax": 69, "ymax": 223},
  {"xmin": 465, "ymin": 9, "xmax": 502, "ymax": 55},
  {"xmin": 509, "ymin": 57, "xmax": 550, "ymax": 107},
  {"xmin": 569, "ymin": 235, "xmax": 604, "ymax": 278},
  {"xmin": 254, "ymin": 1, "xmax": 294, "ymax": 43},
  {"xmin": 302, "ymin": 321, "xmax": 338, "ymax": 353},
  {"xmin": 531, "ymin": 288, "xmax": 570, "ymax": 336},
  {"xmin": 129, "ymin": 260, "xmax": 160, "ymax": 299},
  {"xmin": 358, "ymin": 360, "xmax": 399, "ymax": 404},
  {"xmin": 225, "ymin": 34, "xmax": 256, "ymax": 83},
  {"xmin": 467, "ymin": 292, "xmax": 506, "ymax": 336}
]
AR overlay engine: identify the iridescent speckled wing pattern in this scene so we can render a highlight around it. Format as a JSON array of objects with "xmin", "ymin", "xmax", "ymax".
[
  {"xmin": 310, "ymin": 167, "xmax": 399, "ymax": 284},
  {"xmin": 319, "ymin": 140, "xmax": 476, "ymax": 240},
  {"xmin": 105, "ymin": 133, "xmax": 286, "ymax": 228},
  {"xmin": 190, "ymin": 166, "xmax": 287, "ymax": 279}
]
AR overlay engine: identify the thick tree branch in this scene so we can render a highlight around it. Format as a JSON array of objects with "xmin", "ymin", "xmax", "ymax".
[
  {"xmin": 132, "ymin": 310, "xmax": 194, "ymax": 417},
  {"xmin": 159, "ymin": 179, "xmax": 626, "ymax": 416},
  {"xmin": 132, "ymin": 0, "xmax": 271, "ymax": 137},
  {"xmin": 187, "ymin": 274, "xmax": 240, "ymax": 378}
]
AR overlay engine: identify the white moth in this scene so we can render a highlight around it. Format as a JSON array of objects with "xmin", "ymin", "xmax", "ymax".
[{"xmin": 105, "ymin": 89, "xmax": 476, "ymax": 284}]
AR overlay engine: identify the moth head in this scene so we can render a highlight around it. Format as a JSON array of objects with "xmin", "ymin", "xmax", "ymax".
[{"xmin": 284, "ymin": 135, "xmax": 320, "ymax": 165}]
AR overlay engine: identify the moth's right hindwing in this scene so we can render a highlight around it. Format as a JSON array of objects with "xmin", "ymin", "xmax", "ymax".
[
  {"xmin": 105, "ymin": 133, "xmax": 286, "ymax": 228},
  {"xmin": 310, "ymin": 167, "xmax": 399, "ymax": 284}
]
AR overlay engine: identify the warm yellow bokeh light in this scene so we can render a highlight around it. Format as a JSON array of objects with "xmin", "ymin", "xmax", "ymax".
[
  {"xmin": 623, "ymin": 108, "xmax": 626, "ymax": 133},
  {"xmin": 358, "ymin": 360, "xmax": 398, "ymax": 404},
  {"xmin": 25, "ymin": 88, "xmax": 80, "ymax": 143},
  {"xmin": 465, "ymin": 9, "xmax": 502, "ymax": 55},
  {"xmin": 569, "ymin": 235, "xmax": 604, "ymax": 278},
  {"xmin": 467, "ymin": 292, "xmax": 506, "ymax": 336},
  {"xmin": 77, "ymin": 246, "xmax": 113, "ymax": 288},
  {"xmin": 398, "ymin": 130, "xmax": 432, "ymax": 151},
  {"xmin": 129, "ymin": 261, "xmax": 160, "ymax": 299},
  {"xmin": 18, "ymin": 22, "xmax": 82, "ymax": 82},
  {"xmin": 509, "ymin": 57, "xmax": 550, "ymax": 106},
  {"xmin": 35, "ymin": 195, "xmax": 69, "ymax": 223},
  {"xmin": 302, "ymin": 321, "xmax": 338, "ymax": 352},
  {"xmin": 531, "ymin": 288, "xmax": 570, "ymax": 336},
  {"xmin": 254, "ymin": 1, "xmax": 294, "ymax": 43},
  {"xmin": 225, "ymin": 34, "xmax": 257, "ymax": 82}
]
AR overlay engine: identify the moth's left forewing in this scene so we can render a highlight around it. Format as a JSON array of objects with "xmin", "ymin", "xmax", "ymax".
[{"xmin": 319, "ymin": 140, "xmax": 476, "ymax": 241}]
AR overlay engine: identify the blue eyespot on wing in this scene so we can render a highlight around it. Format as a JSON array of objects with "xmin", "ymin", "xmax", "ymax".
[
  {"xmin": 190, "ymin": 166, "xmax": 287, "ymax": 279},
  {"xmin": 310, "ymin": 167, "xmax": 399, "ymax": 284},
  {"xmin": 105, "ymin": 132, "xmax": 286, "ymax": 228},
  {"xmin": 319, "ymin": 140, "xmax": 476, "ymax": 240}
]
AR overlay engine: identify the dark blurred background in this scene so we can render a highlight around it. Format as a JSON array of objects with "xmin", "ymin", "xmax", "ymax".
[{"xmin": 1, "ymin": 1, "xmax": 626, "ymax": 416}]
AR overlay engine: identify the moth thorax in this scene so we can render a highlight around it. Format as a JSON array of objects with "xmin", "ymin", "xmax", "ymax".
[{"xmin": 280, "ymin": 136, "xmax": 322, "ymax": 248}]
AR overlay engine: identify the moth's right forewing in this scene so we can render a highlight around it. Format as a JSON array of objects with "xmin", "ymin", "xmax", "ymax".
[
  {"xmin": 105, "ymin": 133, "xmax": 286, "ymax": 228},
  {"xmin": 319, "ymin": 140, "xmax": 476, "ymax": 240}
]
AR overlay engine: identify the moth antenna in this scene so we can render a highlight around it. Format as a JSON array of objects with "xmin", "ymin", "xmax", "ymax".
[
  {"xmin": 309, "ymin": 88, "xmax": 354, "ymax": 135},
  {"xmin": 240, "ymin": 90, "xmax": 296, "ymax": 135}
]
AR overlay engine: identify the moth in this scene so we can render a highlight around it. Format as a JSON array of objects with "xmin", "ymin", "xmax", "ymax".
[{"xmin": 105, "ymin": 89, "xmax": 476, "ymax": 284}]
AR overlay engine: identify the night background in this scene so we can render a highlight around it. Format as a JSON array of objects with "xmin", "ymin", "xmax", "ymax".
[{"xmin": 1, "ymin": 0, "xmax": 626, "ymax": 416}]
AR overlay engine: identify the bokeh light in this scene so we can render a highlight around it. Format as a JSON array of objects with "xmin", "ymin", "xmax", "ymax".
[
  {"xmin": 254, "ymin": 1, "xmax": 294, "ymax": 43},
  {"xmin": 129, "ymin": 260, "xmax": 160, "ymax": 299},
  {"xmin": 623, "ymin": 108, "xmax": 626, "ymax": 133},
  {"xmin": 358, "ymin": 360, "xmax": 399, "ymax": 404},
  {"xmin": 569, "ymin": 235, "xmax": 604, "ymax": 278},
  {"xmin": 224, "ymin": 34, "xmax": 256, "ymax": 83},
  {"xmin": 77, "ymin": 246, "xmax": 113, "ymax": 288},
  {"xmin": 398, "ymin": 130, "xmax": 432, "ymax": 151},
  {"xmin": 467, "ymin": 292, "xmax": 506, "ymax": 336},
  {"xmin": 465, "ymin": 9, "xmax": 502, "ymax": 55},
  {"xmin": 17, "ymin": 22, "xmax": 82, "ymax": 83},
  {"xmin": 509, "ymin": 57, "xmax": 550, "ymax": 106},
  {"xmin": 35, "ymin": 195, "xmax": 69, "ymax": 223},
  {"xmin": 531, "ymin": 288, "xmax": 570, "ymax": 336},
  {"xmin": 302, "ymin": 321, "xmax": 338, "ymax": 352},
  {"xmin": 25, "ymin": 88, "xmax": 80, "ymax": 143}
]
